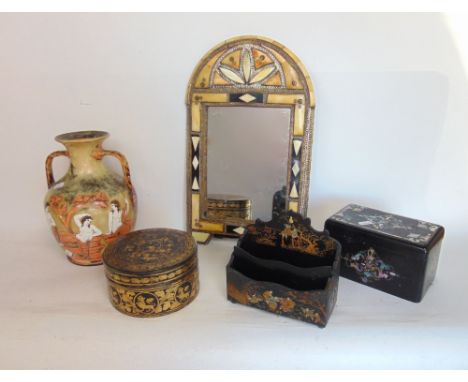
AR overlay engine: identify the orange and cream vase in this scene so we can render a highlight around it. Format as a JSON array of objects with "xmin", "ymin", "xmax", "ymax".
[{"xmin": 44, "ymin": 131, "xmax": 137, "ymax": 266}]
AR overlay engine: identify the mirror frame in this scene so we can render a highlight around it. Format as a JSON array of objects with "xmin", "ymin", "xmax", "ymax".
[{"xmin": 186, "ymin": 35, "xmax": 315, "ymax": 244}]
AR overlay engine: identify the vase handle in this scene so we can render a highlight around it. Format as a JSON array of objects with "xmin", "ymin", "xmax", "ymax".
[
  {"xmin": 45, "ymin": 151, "xmax": 69, "ymax": 188},
  {"xmin": 94, "ymin": 149, "xmax": 134, "ymax": 192}
]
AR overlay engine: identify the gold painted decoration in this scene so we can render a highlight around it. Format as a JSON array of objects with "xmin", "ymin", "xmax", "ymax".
[
  {"xmin": 103, "ymin": 228, "xmax": 199, "ymax": 317},
  {"xmin": 103, "ymin": 229, "xmax": 195, "ymax": 274},
  {"xmin": 108, "ymin": 273, "xmax": 198, "ymax": 317},
  {"xmin": 245, "ymin": 214, "xmax": 337, "ymax": 256}
]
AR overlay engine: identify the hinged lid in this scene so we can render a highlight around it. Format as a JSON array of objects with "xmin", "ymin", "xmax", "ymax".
[
  {"xmin": 103, "ymin": 228, "xmax": 197, "ymax": 274},
  {"xmin": 327, "ymin": 204, "xmax": 444, "ymax": 248}
]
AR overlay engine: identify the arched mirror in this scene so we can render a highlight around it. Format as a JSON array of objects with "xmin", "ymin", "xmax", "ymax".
[{"xmin": 186, "ymin": 35, "xmax": 315, "ymax": 244}]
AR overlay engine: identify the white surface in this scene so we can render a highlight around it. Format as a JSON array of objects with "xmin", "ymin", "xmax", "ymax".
[
  {"xmin": 1, "ymin": 235, "xmax": 467, "ymax": 369},
  {"xmin": 0, "ymin": 13, "xmax": 468, "ymax": 369}
]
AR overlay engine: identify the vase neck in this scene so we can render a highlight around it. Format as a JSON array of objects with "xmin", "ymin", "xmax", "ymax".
[
  {"xmin": 66, "ymin": 141, "xmax": 107, "ymax": 176},
  {"xmin": 55, "ymin": 132, "xmax": 110, "ymax": 177}
]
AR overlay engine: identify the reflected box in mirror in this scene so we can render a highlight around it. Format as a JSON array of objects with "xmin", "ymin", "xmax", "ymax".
[
  {"xmin": 206, "ymin": 194, "xmax": 252, "ymax": 220},
  {"xmin": 324, "ymin": 204, "xmax": 445, "ymax": 302},
  {"xmin": 226, "ymin": 212, "xmax": 341, "ymax": 328}
]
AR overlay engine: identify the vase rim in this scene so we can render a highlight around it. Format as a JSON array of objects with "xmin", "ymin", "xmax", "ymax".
[{"xmin": 55, "ymin": 130, "xmax": 109, "ymax": 143}]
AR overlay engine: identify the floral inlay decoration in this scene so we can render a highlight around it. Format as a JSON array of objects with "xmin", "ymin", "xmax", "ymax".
[
  {"xmin": 343, "ymin": 247, "xmax": 397, "ymax": 283},
  {"xmin": 212, "ymin": 45, "xmax": 285, "ymax": 87}
]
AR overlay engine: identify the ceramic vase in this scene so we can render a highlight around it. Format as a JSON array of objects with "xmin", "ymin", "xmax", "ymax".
[{"xmin": 44, "ymin": 131, "xmax": 137, "ymax": 266}]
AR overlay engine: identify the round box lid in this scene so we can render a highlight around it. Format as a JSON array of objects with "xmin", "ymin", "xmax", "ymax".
[{"xmin": 103, "ymin": 228, "xmax": 197, "ymax": 274}]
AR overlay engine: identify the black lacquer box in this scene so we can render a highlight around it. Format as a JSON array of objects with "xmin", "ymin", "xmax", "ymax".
[
  {"xmin": 226, "ymin": 212, "xmax": 341, "ymax": 328},
  {"xmin": 325, "ymin": 204, "xmax": 444, "ymax": 302}
]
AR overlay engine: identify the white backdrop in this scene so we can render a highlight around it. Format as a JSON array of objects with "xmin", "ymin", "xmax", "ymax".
[
  {"xmin": 0, "ymin": 13, "xmax": 467, "ymax": 369},
  {"xmin": 1, "ymin": 13, "xmax": 467, "ymax": 239}
]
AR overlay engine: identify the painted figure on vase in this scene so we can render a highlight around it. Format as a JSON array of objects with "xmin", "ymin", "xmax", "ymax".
[
  {"xmin": 108, "ymin": 200, "xmax": 122, "ymax": 234},
  {"xmin": 108, "ymin": 199, "xmax": 130, "ymax": 234},
  {"xmin": 74, "ymin": 213, "xmax": 102, "ymax": 243},
  {"xmin": 46, "ymin": 194, "xmax": 135, "ymax": 265}
]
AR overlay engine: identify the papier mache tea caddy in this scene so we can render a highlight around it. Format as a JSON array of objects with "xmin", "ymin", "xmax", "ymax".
[
  {"xmin": 103, "ymin": 228, "xmax": 199, "ymax": 317},
  {"xmin": 325, "ymin": 204, "xmax": 445, "ymax": 302},
  {"xmin": 226, "ymin": 211, "xmax": 341, "ymax": 328},
  {"xmin": 44, "ymin": 131, "xmax": 136, "ymax": 266}
]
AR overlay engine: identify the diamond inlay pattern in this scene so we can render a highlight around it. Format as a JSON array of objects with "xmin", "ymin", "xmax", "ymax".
[
  {"xmin": 289, "ymin": 137, "xmax": 302, "ymax": 200},
  {"xmin": 239, "ymin": 93, "xmax": 256, "ymax": 103},
  {"xmin": 192, "ymin": 156, "xmax": 199, "ymax": 170},
  {"xmin": 292, "ymin": 161, "xmax": 300, "ymax": 177},
  {"xmin": 191, "ymin": 134, "xmax": 200, "ymax": 192}
]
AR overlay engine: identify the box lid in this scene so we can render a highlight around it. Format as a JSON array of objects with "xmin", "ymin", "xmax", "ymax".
[
  {"xmin": 327, "ymin": 204, "xmax": 444, "ymax": 248},
  {"xmin": 102, "ymin": 228, "xmax": 197, "ymax": 274}
]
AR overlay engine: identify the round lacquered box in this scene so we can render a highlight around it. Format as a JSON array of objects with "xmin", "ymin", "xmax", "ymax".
[{"xmin": 102, "ymin": 228, "xmax": 199, "ymax": 317}]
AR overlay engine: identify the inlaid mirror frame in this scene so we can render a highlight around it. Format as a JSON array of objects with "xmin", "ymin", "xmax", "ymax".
[{"xmin": 186, "ymin": 35, "xmax": 316, "ymax": 244}]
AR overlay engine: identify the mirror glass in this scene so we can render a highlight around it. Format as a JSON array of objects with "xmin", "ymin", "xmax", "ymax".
[{"xmin": 206, "ymin": 106, "xmax": 291, "ymax": 222}]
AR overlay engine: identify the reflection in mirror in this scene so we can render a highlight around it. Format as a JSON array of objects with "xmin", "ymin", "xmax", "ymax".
[{"xmin": 206, "ymin": 106, "xmax": 291, "ymax": 222}]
